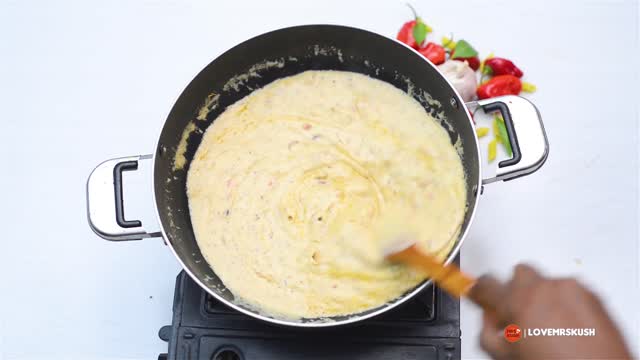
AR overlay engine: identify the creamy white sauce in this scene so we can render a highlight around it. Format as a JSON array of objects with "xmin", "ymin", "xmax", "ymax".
[{"xmin": 187, "ymin": 70, "xmax": 466, "ymax": 318}]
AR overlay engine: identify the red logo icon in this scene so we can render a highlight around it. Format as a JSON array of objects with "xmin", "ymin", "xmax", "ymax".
[{"xmin": 504, "ymin": 324, "xmax": 522, "ymax": 343}]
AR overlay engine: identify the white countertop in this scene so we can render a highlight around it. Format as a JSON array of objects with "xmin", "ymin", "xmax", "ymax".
[{"xmin": 1, "ymin": 0, "xmax": 638, "ymax": 359}]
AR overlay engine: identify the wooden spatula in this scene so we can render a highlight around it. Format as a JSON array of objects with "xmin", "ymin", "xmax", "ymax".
[{"xmin": 385, "ymin": 242, "xmax": 501, "ymax": 310}]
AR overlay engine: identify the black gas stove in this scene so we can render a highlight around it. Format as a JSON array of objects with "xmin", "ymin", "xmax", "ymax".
[{"xmin": 158, "ymin": 258, "xmax": 461, "ymax": 360}]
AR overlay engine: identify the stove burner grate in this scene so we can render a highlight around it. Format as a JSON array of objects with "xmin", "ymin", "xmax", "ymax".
[{"xmin": 159, "ymin": 258, "xmax": 461, "ymax": 360}]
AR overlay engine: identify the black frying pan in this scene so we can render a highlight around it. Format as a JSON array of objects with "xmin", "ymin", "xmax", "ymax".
[{"xmin": 87, "ymin": 25, "xmax": 548, "ymax": 327}]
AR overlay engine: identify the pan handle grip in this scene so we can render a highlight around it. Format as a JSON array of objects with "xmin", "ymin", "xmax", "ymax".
[
  {"xmin": 469, "ymin": 95, "xmax": 549, "ymax": 184},
  {"xmin": 86, "ymin": 154, "xmax": 161, "ymax": 241}
]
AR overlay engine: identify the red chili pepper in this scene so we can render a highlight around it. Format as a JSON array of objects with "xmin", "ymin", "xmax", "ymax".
[
  {"xmin": 396, "ymin": 20, "xmax": 420, "ymax": 49},
  {"xmin": 450, "ymin": 50, "xmax": 480, "ymax": 71},
  {"xmin": 485, "ymin": 57, "xmax": 523, "ymax": 78},
  {"xmin": 477, "ymin": 75, "xmax": 522, "ymax": 99},
  {"xmin": 419, "ymin": 42, "xmax": 445, "ymax": 65}
]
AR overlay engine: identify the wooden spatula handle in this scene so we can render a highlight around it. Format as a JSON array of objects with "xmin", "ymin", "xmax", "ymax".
[{"xmin": 387, "ymin": 244, "xmax": 476, "ymax": 298}]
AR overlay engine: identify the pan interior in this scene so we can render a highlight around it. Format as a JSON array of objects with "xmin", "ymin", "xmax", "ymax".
[{"xmin": 154, "ymin": 25, "xmax": 480, "ymax": 325}]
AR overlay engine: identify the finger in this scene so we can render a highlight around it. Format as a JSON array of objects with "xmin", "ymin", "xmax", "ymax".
[
  {"xmin": 504, "ymin": 264, "xmax": 543, "ymax": 313},
  {"xmin": 468, "ymin": 275, "xmax": 508, "ymax": 317},
  {"xmin": 506, "ymin": 264, "xmax": 543, "ymax": 305},
  {"xmin": 479, "ymin": 312, "xmax": 509, "ymax": 360},
  {"xmin": 508, "ymin": 263, "xmax": 543, "ymax": 292}
]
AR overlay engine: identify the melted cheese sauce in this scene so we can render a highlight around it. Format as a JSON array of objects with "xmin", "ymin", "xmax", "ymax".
[{"xmin": 187, "ymin": 70, "xmax": 466, "ymax": 319}]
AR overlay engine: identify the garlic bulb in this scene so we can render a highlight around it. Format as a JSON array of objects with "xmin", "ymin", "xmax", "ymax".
[{"xmin": 438, "ymin": 60, "xmax": 477, "ymax": 102}]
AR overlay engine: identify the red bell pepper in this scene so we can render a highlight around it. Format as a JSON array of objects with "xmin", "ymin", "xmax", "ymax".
[
  {"xmin": 484, "ymin": 57, "xmax": 523, "ymax": 78},
  {"xmin": 477, "ymin": 75, "xmax": 522, "ymax": 99},
  {"xmin": 396, "ymin": 20, "xmax": 420, "ymax": 49},
  {"xmin": 419, "ymin": 42, "xmax": 446, "ymax": 65}
]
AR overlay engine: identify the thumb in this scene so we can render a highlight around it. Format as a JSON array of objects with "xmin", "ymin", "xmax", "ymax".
[{"xmin": 468, "ymin": 275, "xmax": 509, "ymax": 321}]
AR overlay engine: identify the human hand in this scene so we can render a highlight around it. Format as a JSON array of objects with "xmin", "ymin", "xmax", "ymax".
[{"xmin": 470, "ymin": 264, "xmax": 632, "ymax": 360}]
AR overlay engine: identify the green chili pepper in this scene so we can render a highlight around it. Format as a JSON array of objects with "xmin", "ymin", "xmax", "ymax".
[{"xmin": 494, "ymin": 115, "xmax": 512, "ymax": 156}]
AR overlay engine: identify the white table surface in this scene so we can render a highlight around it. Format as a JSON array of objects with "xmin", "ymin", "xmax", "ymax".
[{"xmin": 1, "ymin": 0, "xmax": 638, "ymax": 359}]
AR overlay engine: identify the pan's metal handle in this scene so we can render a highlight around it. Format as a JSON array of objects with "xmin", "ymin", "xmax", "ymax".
[
  {"xmin": 468, "ymin": 95, "xmax": 549, "ymax": 184},
  {"xmin": 86, "ymin": 154, "xmax": 161, "ymax": 241}
]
